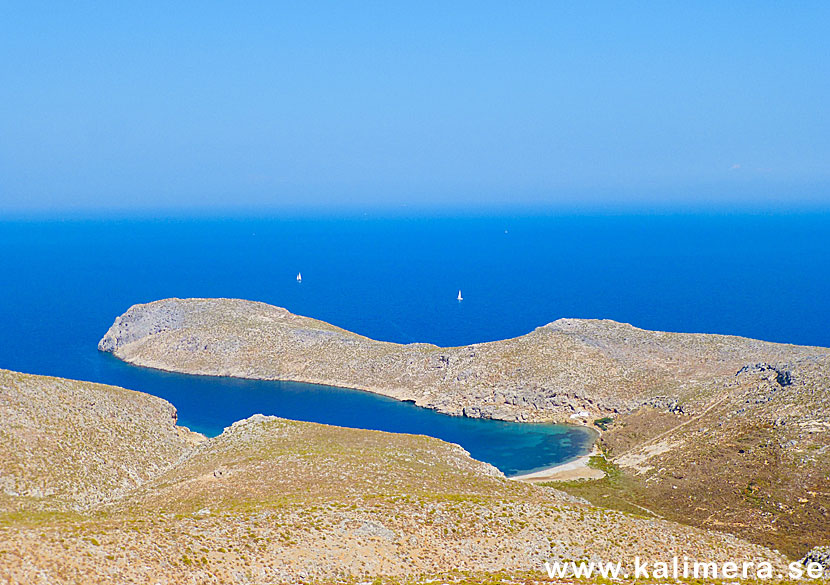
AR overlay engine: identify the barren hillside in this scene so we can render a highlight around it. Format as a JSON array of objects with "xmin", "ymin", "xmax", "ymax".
[{"xmin": 0, "ymin": 369, "xmax": 794, "ymax": 584}]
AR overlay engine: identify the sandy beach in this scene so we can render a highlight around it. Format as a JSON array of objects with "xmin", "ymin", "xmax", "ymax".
[{"xmin": 511, "ymin": 447, "xmax": 605, "ymax": 482}]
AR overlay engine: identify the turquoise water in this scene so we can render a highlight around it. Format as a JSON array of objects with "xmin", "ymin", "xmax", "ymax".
[
  {"xmin": 97, "ymin": 353, "xmax": 595, "ymax": 476},
  {"xmin": 1, "ymin": 213, "xmax": 828, "ymax": 474}
]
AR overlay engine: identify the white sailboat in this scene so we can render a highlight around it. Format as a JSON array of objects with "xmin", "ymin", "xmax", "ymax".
[
  {"xmin": 296, "ymin": 272, "xmax": 302, "ymax": 283},
  {"xmin": 457, "ymin": 289, "xmax": 463, "ymax": 302}
]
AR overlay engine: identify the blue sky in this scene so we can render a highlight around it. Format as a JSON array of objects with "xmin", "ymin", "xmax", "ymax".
[{"xmin": 1, "ymin": 1, "xmax": 829, "ymax": 213}]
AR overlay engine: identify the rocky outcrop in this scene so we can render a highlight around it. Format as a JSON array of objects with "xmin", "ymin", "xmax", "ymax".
[{"xmin": 97, "ymin": 299, "xmax": 185, "ymax": 352}]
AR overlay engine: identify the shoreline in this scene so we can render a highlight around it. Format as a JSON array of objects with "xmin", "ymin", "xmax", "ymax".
[
  {"xmin": 99, "ymin": 348, "xmax": 600, "ymax": 428},
  {"xmin": 511, "ymin": 446, "xmax": 605, "ymax": 482},
  {"xmin": 100, "ymin": 352, "xmax": 601, "ymax": 477}
]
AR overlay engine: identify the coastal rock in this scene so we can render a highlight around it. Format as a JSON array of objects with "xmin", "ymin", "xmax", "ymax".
[{"xmin": 98, "ymin": 298, "xmax": 185, "ymax": 352}]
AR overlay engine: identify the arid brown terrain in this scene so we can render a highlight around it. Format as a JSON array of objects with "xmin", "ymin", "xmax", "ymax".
[
  {"xmin": 0, "ymin": 368, "xmax": 795, "ymax": 584},
  {"xmin": 99, "ymin": 298, "xmax": 830, "ymax": 559}
]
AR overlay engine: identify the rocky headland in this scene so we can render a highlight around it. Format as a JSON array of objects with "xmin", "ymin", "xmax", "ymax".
[{"xmin": 98, "ymin": 298, "xmax": 830, "ymax": 557}]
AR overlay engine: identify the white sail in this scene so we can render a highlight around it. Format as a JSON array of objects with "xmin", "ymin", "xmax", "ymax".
[
  {"xmin": 457, "ymin": 290, "xmax": 463, "ymax": 301},
  {"xmin": 296, "ymin": 272, "xmax": 302, "ymax": 282}
]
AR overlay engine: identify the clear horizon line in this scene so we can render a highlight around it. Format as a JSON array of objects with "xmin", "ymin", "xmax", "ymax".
[{"xmin": 3, "ymin": 199, "xmax": 830, "ymax": 221}]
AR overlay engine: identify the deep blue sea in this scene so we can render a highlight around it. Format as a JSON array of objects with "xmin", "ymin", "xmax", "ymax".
[{"xmin": 1, "ymin": 213, "xmax": 828, "ymax": 475}]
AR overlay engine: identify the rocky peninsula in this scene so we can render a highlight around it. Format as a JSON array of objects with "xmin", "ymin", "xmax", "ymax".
[
  {"xmin": 99, "ymin": 298, "xmax": 824, "ymax": 423},
  {"xmin": 99, "ymin": 298, "xmax": 830, "ymax": 558}
]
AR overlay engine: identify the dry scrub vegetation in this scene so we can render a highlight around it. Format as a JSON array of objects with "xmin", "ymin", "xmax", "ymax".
[
  {"xmin": 0, "ymin": 369, "xmax": 797, "ymax": 584},
  {"xmin": 99, "ymin": 298, "xmax": 830, "ymax": 558}
]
